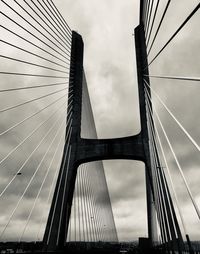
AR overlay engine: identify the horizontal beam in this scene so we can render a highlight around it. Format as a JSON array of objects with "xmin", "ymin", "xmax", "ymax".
[{"xmin": 76, "ymin": 133, "xmax": 145, "ymax": 164}]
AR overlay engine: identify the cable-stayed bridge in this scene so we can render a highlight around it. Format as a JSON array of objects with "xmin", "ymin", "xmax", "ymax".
[{"xmin": 0, "ymin": 0, "xmax": 200, "ymax": 253}]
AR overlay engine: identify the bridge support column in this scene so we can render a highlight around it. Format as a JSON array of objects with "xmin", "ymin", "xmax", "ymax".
[
  {"xmin": 135, "ymin": 24, "xmax": 157, "ymax": 244},
  {"xmin": 43, "ymin": 31, "xmax": 84, "ymax": 250},
  {"xmin": 135, "ymin": 23, "xmax": 184, "ymax": 250}
]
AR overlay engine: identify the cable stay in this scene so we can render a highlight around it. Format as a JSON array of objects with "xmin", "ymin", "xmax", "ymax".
[
  {"xmin": 145, "ymin": 0, "xmax": 154, "ymax": 38},
  {"xmin": 147, "ymin": 115, "xmax": 173, "ymax": 243},
  {"xmin": 0, "ymin": 88, "xmax": 68, "ymax": 114},
  {"xmin": 0, "ymin": 93, "xmax": 69, "ymax": 141},
  {"xmin": 0, "ymin": 71, "xmax": 69, "ymax": 79},
  {"xmin": 19, "ymin": 119, "xmax": 66, "ymax": 242},
  {"xmin": 48, "ymin": 0, "xmax": 72, "ymax": 35},
  {"xmin": 0, "ymin": 109, "xmax": 67, "ymax": 240},
  {"xmin": 56, "ymin": 145, "xmax": 72, "ymax": 245},
  {"xmin": 145, "ymin": 74, "xmax": 200, "ymax": 82},
  {"xmin": 79, "ymin": 164, "xmax": 92, "ymax": 242},
  {"xmin": 1, "ymin": 25, "xmax": 70, "ymax": 65},
  {"xmin": 0, "ymin": 55, "xmax": 70, "ymax": 74},
  {"xmin": 1, "ymin": 1, "xmax": 71, "ymax": 59},
  {"xmin": 144, "ymin": 79, "xmax": 200, "ymax": 155},
  {"xmin": 0, "ymin": 102, "xmax": 71, "ymax": 175},
  {"xmin": 35, "ymin": 123, "xmax": 72, "ymax": 242},
  {"xmin": 144, "ymin": 85, "xmax": 200, "ymax": 221},
  {"xmin": 39, "ymin": 0, "xmax": 72, "ymax": 39},
  {"xmin": 146, "ymin": 0, "xmax": 160, "ymax": 47},
  {"xmin": 0, "ymin": 12, "xmax": 70, "ymax": 62},
  {"xmin": 26, "ymin": 0, "xmax": 72, "ymax": 47},
  {"xmin": 145, "ymin": 94, "xmax": 187, "ymax": 236},
  {"xmin": 147, "ymin": 0, "xmax": 171, "ymax": 56},
  {"xmin": 1, "ymin": 40, "xmax": 70, "ymax": 69},
  {"xmin": 78, "ymin": 167, "xmax": 86, "ymax": 242},
  {"xmin": 0, "ymin": 106, "xmax": 72, "ymax": 200},
  {"xmin": 148, "ymin": 3, "xmax": 200, "ymax": 66},
  {"xmin": 143, "ymin": 0, "xmax": 150, "ymax": 31},
  {"xmin": 21, "ymin": 0, "xmax": 72, "ymax": 50},
  {"xmin": 46, "ymin": 127, "xmax": 73, "ymax": 245},
  {"xmin": 0, "ymin": 81, "xmax": 70, "ymax": 93}
]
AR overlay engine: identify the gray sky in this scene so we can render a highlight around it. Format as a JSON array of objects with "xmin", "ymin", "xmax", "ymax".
[{"xmin": 0, "ymin": 0, "xmax": 200, "ymax": 244}]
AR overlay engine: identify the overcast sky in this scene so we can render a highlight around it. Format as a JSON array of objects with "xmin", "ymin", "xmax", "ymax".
[{"xmin": 0, "ymin": 0, "xmax": 200, "ymax": 244}]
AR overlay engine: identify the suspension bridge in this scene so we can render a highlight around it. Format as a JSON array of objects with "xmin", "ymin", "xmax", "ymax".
[{"xmin": 0, "ymin": 0, "xmax": 200, "ymax": 253}]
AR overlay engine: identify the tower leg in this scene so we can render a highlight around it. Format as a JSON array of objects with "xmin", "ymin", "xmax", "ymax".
[
  {"xmin": 146, "ymin": 167, "xmax": 157, "ymax": 244},
  {"xmin": 43, "ymin": 31, "xmax": 84, "ymax": 251}
]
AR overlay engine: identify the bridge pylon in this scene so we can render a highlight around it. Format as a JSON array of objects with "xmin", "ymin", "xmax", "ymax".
[
  {"xmin": 43, "ymin": 26, "xmax": 183, "ymax": 251},
  {"xmin": 135, "ymin": 22, "xmax": 184, "ymax": 251}
]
